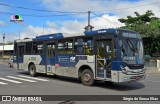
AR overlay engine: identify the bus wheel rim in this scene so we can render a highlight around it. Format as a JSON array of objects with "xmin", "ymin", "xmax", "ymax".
[
  {"xmin": 84, "ymin": 73, "xmax": 91, "ymax": 82},
  {"xmin": 30, "ymin": 67, "xmax": 34, "ymax": 74}
]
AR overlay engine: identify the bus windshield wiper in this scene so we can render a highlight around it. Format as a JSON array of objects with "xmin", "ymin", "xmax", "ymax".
[{"xmin": 126, "ymin": 39, "xmax": 136, "ymax": 52}]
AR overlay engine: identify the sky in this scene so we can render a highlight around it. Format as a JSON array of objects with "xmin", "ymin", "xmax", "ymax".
[{"xmin": 0, "ymin": 0, "xmax": 160, "ymax": 42}]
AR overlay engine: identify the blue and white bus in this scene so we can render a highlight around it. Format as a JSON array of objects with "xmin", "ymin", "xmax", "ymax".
[{"xmin": 13, "ymin": 28, "xmax": 146, "ymax": 86}]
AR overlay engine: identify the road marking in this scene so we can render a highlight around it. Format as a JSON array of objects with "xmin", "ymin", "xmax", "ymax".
[
  {"xmin": 18, "ymin": 75, "xmax": 49, "ymax": 81},
  {"xmin": 0, "ymin": 77, "xmax": 22, "ymax": 83},
  {"xmin": 7, "ymin": 76, "xmax": 37, "ymax": 82},
  {"xmin": 0, "ymin": 81, "xmax": 8, "ymax": 85}
]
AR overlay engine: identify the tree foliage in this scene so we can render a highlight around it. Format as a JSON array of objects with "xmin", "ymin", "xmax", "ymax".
[{"xmin": 118, "ymin": 10, "xmax": 160, "ymax": 56}]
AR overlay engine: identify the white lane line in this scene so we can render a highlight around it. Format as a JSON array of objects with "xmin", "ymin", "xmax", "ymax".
[
  {"xmin": 7, "ymin": 76, "xmax": 37, "ymax": 82},
  {"xmin": 0, "ymin": 81, "xmax": 8, "ymax": 85},
  {"xmin": 0, "ymin": 77, "xmax": 22, "ymax": 83},
  {"xmin": 18, "ymin": 75, "xmax": 49, "ymax": 81}
]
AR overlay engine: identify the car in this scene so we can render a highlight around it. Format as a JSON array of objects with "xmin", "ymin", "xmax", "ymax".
[{"xmin": 8, "ymin": 56, "xmax": 13, "ymax": 68}]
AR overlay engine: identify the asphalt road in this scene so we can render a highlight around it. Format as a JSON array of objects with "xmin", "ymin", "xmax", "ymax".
[{"xmin": 0, "ymin": 64, "xmax": 160, "ymax": 104}]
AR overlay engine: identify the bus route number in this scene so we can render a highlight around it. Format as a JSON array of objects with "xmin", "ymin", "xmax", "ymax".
[{"xmin": 29, "ymin": 57, "xmax": 36, "ymax": 61}]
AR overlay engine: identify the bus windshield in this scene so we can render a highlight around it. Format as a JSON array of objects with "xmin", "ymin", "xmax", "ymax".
[{"xmin": 121, "ymin": 38, "xmax": 144, "ymax": 65}]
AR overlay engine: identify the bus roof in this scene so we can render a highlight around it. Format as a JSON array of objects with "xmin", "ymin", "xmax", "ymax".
[
  {"xmin": 15, "ymin": 28, "xmax": 138, "ymax": 42},
  {"xmin": 15, "ymin": 38, "xmax": 32, "ymax": 43},
  {"xmin": 32, "ymin": 28, "xmax": 119, "ymax": 41}
]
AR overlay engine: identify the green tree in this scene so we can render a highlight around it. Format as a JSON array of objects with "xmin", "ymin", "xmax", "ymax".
[{"xmin": 118, "ymin": 10, "xmax": 160, "ymax": 56}]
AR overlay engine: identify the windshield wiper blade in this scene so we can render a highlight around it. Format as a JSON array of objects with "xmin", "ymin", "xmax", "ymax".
[{"xmin": 126, "ymin": 39, "xmax": 136, "ymax": 52}]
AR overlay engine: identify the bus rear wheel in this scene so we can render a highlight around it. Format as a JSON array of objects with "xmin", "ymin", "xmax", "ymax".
[
  {"xmin": 81, "ymin": 69, "xmax": 94, "ymax": 86},
  {"xmin": 29, "ymin": 64, "xmax": 36, "ymax": 77}
]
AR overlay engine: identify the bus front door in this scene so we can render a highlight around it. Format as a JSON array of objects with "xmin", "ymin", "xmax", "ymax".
[
  {"xmin": 96, "ymin": 39, "xmax": 112, "ymax": 79},
  {"xmin": 46, "ymin": 43, "xmax": 55, "ymax": 75},
  {"xmin": 17, "ymin": 44, "xmax": 25, "ymax": 70}
]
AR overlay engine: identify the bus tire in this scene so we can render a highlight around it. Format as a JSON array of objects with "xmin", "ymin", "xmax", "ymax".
[
  {"xmin": 81, "ymin": 69, "xmax": 94, "ymax": 86},
  {"xmin": 29, "ymin": 64, "xmax": 36, "ymax": 77}
]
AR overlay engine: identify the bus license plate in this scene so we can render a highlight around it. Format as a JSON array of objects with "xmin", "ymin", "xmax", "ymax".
[{"xmin": 136, "ymin": 76, "xmax": 141, "ymax": 80}]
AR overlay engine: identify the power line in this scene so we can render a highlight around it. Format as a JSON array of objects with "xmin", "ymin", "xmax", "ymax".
[
  {"xmin": 91, "ymin": 12, "xmax": 122, "ymax": 26},
  {"xmin": 0, "ymin": 2, "xmax": 86, "ymax": 13},
  {"xmin": 0, "ymin": 11, "xmax": 87, "ymax": 17},
  {"xmin": 93, "ymin": 1, "xmax": 160, "ymax": 13},
  {"xmin": 0, "ymin": 1, "xmax": 159, "ymax": 16},
  {"xmin": 0, "ymin": 1, "xmax": 160, "ymax": 14}
]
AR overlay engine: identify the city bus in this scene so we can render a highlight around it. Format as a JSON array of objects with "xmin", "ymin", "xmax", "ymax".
[{"xmin": 13, "ymin": 28, "xmax": 146, "ymax": 86}]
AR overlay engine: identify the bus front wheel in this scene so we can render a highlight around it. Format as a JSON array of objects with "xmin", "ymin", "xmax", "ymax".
[
  {"xmin": 81, "ymin": 69, "xmax": 94, "ymax": 86},
  {"xmin": 29, "ymin": 64, "xmax": 37, "ymax": 77}
]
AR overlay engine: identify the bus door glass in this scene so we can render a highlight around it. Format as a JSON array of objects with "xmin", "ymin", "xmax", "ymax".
[
  {"xmin": 96, "ymin": 39, "xmax": 112, "ymax": 79},
  {"xmin": 46, "ymin": 43, "xmax": 55, "ymax": 73},
  {"xmin": 17, "ymin": 44, "xmax": 25, "ymax": 70}
]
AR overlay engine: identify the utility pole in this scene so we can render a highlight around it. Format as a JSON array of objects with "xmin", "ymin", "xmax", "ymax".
[
  {"xmin": 2, "ymin": 33, "xmax": 5, "ymax": 62},
  {"xmin": 88, "ymin": 11, "xmax": 91, "ymax": 26},
  {"xmin": 84, "ymin": 11, "xmax": 94, "ymax": 32}
]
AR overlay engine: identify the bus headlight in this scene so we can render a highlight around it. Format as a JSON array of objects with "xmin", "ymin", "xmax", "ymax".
[
  {"xmin": 143, "ymin": 66, "xmax": 146, "ymax": 72},
  {"xmin": 121, "ymin": 65, "xmax": 127, "ymax": 74}
]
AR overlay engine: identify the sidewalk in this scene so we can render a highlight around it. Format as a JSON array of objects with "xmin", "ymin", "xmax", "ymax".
[
  {"xmin": 0, "ymin": 60, "xmax": 9, "ymax": 65},
  {"xmin": 146, "ymin": 67, "xmax": 160, "ymax": 75}
]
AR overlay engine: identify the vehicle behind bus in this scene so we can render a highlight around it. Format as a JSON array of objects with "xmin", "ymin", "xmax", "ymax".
[{"xmin": 13, "ymin": 28, "xmax": 146, "ymax": 86}]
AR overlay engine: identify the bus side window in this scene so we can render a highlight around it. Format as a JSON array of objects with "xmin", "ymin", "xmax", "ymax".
[
  {"xmin": 74, "ymin": 38, "xmax": 83, "ymax": 54},
  {"xmin": 47, "ymin": 45, "xmax": 51, "ymax": 58},
  {"xmin": 19, "ymin": 46, "xmax": 24, "ymax": 56},
  {"xmin": 52, "ymin": 45, "xmax": 55, "ymax": 56},
  {"xmin": 58, "ymin": 39, "xmax": 73, "ymax": 54},
  {"xmin": 37, "ymin": 42, "xmax": 43, "ymax": 54},
  {"xmin": 84, "ymin": 39, "xmax": 93, "ymax": 54},
  {"xmin": 113, "ymin": 40, "xmax": 117, "ymax": 57},
  {"xmin": 97, "ymin": 42, "xmax": 105, "ymax": 58},
  {"xmin": 106, "ymin": 40, "xmax": 112, "ymax": 59},
  {"xmin": 33, "ymin": 41, "xmax": 43, "ymax": 54},
  {"xmin": 32, "ymin": 43, "xmax": 37, "ymax": 54},
  {"xmin": 26, "ymin": 42, "xmax": 32, "ymax": 54},
  {"xmin": 74, "ymin": 37, "xmax": 93, "ymax": 54}
]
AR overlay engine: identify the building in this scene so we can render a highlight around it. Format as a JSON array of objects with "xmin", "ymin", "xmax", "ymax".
[{"xmin": 0, "ymin": 44, "xmax": 14, "ymax": 59}]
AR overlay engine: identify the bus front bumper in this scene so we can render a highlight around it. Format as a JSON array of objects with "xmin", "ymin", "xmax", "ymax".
[{"xmin": 118, "ymin": 68, "xmax": 146, "ymax": 82}]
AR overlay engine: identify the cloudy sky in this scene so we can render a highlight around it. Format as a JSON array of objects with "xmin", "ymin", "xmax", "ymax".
[{"xmin": 0, "ymin": 0, "xmax": 160, "ymax": 42}]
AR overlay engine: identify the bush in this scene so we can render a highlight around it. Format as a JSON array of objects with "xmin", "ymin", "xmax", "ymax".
[{"xmin": 145, "ymin": 55, "xmax": 151, "ymax": 61}]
